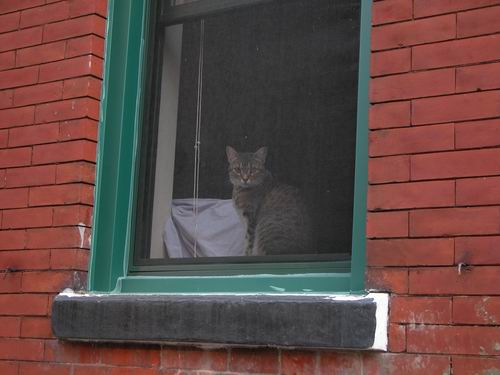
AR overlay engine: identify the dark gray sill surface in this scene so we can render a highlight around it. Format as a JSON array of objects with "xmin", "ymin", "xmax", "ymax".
[{"xmin": 52, "ymin": 293, "xmax": 381, "ymax": 350}]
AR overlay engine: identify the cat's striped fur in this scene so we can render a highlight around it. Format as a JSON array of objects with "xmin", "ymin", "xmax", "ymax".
[{"xmin": 226, "ymin": 146, "xmax": 313, "ymax": 256}]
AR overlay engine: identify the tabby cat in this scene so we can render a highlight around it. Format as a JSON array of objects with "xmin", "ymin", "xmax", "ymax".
[{"xmin": 226, "ymin": 146, "xmax": 313, "ymax": 256}]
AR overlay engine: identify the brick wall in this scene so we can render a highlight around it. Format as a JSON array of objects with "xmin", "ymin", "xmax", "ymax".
[{"xmin": 0, "ymin": 0, "xmax": 499, "ymax": 374}]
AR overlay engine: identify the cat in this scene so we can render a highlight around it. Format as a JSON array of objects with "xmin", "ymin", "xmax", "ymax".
[{"xmin": 226, "ymin": 146, "xmax": 313, "ymax": 256}]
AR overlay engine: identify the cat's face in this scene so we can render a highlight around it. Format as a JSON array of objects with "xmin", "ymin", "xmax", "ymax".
[{"xmin": 226, "ymin": 146, "xmax": 268, "ymax": 188}]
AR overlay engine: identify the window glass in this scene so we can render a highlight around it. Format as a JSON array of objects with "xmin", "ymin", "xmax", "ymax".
[{"xmin": 137, "ymin": 0, "xmax": 361, "ymax": 264}]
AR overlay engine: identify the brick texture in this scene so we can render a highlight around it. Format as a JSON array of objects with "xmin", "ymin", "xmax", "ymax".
[{"xmin": 0, "ymin": 1, "xmax": 498, "ymax": 374}]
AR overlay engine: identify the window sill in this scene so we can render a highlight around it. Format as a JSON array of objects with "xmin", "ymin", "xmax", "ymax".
[{"xmin": 52, "ymin": 291, "xmax": 388, "ymax": 350}]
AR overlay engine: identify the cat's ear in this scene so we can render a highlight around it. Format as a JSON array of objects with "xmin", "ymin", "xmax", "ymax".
[
  {"xmin": 226, "ymin": 146, "xmax": 238, "ymax": 163},
  {"xmin": 254, "ymin": 147, "xmax": 268, "ymax": 163}
]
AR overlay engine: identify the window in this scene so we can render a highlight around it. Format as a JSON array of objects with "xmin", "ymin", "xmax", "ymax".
[{"xmin": 88, "ymin": 0, "xmax": 371, "ymax": 294}]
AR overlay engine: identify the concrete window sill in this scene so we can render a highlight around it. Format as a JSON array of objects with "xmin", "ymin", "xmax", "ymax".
[{"xmin": 52, "ymin": 292, "xmax": 388, "ymax": 350}]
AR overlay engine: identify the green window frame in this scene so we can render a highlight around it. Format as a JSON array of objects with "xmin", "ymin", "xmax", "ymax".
[{"xmin": 88, "ymin": 0, "xmax": 372, "ymax": 294}]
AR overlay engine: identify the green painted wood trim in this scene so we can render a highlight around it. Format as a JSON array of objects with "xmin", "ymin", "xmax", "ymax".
[
  {"xmin": 117, "ymin": 273, "xmax": 352, "ymax": 293},
  {"xmin": 88, "ymin": 0, "xmax": 149, "ymax": 292},
  {"xmin": 89, "ymin": 0, "xmax": 372, "ymax": 294},
  {"xmin": 350, "ymin": 0, "xmax": 372, "ymax": 293}
]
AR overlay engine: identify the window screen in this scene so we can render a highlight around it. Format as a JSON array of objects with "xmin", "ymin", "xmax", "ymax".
[{"xmin": 135, "ymin": 0, "xmax": 361, "ymax": 265}]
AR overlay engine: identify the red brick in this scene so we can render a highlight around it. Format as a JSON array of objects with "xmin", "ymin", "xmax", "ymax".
[
  {"xmin": 0, "ymin": 148, "xmax": 32, "ymax": 169},
  {"xmin": 27, "ymin": 226, "xmax": 90, "ymax": 249},
  {"xmin": 455, "ymin": 119, "xmax": 500, "ymax": 149},
  {"xmin": 366, "ymin": 267, "xmax": 408, "ymax": 293},
  {"xmin": 59, "ymin": 119, "xmax": 99, "ymax": 142},
  {"xmin": 367, "ymin": 238, "xmax": 454, "ymax": 266},
  {"xmin": 412, "ymin": 82, "xmax": 500, "ymax": 125},
  {"xmin": 33, "ymin": 140, "xmax": 97, "ymax": 164},
  {"xmin": 35, "ymin": 98, "xmax": 100, "ymax": 123},
  {"xmin": 318, "ymin": 353, "xmax": 362, "ymax": 375},
  {"xmin": 372, "ymin": 0, "xmax": 412, "ymax": 25},
  {"xmin": 369, "ymin": 180, "xmax": 455, "ymax": 211},
  {"xmin": 2, "ymin": 207, "xmax": 52, "ymax": 229},
  {"xmin": 459, "ymin": 5, "xmax": 500, "ymax": 37},
  {"xmin": 162, "ymin": 347, "xmax": 227, "ymax": 371},
  {"xmin": 456, "ymin": 62, "xmax": 500, "ymax": 93},
  {"xmin": 29, "ymin": 183, "xmax": 93, "ymax": 206},
  {"xmin": 63, "ymin": 76, "xmax": 101, "ymax": 100},
  {"xmin": 66, "ymin": 35, "xmax": 105, "ymax": 58},
  {"xmin": 371, "ymin": 69, "xmax": 455, "ymax": 102},
  {"xmin": 69, "ymin": 0, "xmax": 107, "ymax": 18},
  {"xmin": 0, "ymin": 51, "xmax": 15, "ymax": 71},
  {"xmin": 229, "ymin": 349, "xmax": 278, "ymax": 373},
  {"xmin": 412, "ymin": 34, "xmax": 500, "ymax": 70},
  {"xmin": 281, "ymin": 351, "xmax": 316, "ymax": 375},
  {"xmin": 50, "ymin": 249, "xmax": 89, "ymax": 270},
  {"xmin": 5, "ymin": 165, "xmax": 56, "ymax": 188},
  {"xmin": 0, "ymin": 129, "xmax": 7, "ymax": 148},
  {"xmin": 0, "ymin": 250, "xmax": 50, "ymax": 270},
  {"xmin": 414, "ymin": 0, "xmax": 500, "ymax": 18},
  {"xmin": 74, "ymin": 368, "xmax": 159, "ymax": 375},
  {"xmin": 0, "ymin": 317, "xmax": 21, "ymax": 337},
  {"xmin": 412, "ymin": 148, "xmax": 500, "ymax": 180},
  {"xmin": 0, "ymin": 362, "xmax": 18, "ymax": 375},
  {"xmin": 370, "ymin": 124, "xmax": 454, "ymax": 157},
  {"xmin": 456, "ymin": 236, "xmax": 500, "ymax": 265},
  {"xmin": 8, "ymin": 122, "xmax": 59, "ymax": 147},
  {"xmin": 452, "ymin": 356, "xmax": 500, "ymax": 375},
  {"xmin": 18, "ymin": 363, "xmax": 70, "ymax": 375},
  {"xmin": 0, "ymin": 12, "xmax": 20, "ymax": 33},
  {"xmin": 411, "ymin": 207, "xmax": 500, "ymax": 237},
  {"xmin": 0, "ymin": 187, "xmax": 28, "ymax": 209},
  {"xmin": 20, "ymin": 317, "xmax": 52, "ymax": 338},
  {"xmin": 43, "ymin": 15, "xmax": 106, "ymax": 43},
  {"xmin": 457, "ymin": 176, "xmax": 500, "ymax": 206},
  {"xmin": 0, "ymin": 27, "xmax": 42, "ymax": 53},
  {"xmin": 20, "ymin": 1, "xmax": 69, "ymax": 28},
  {"xmin": 0, "ymin": 89, "xmax": 13, "ymax": 109},
  {"xmin": 388, "ymin": 324, "xmax": 406, "ymax": 352},
  {"xmin": 56, "ymin": 162, "xmax": 96, "ymax": 184},
  {"xmin": 453, "ymin": 296, "xmax": 500, "ymax": 325},
  {"xmin": 21, "ymin": 270, "xmax": 86, "ymax": 292},
  {"xmin": 0, "ymin": 106, "xmax": 35, "ymax": 129},
  {"xmin": 0, "ymin": 66, "xmax": 38, "ymax": 90},
  {"xmin": 53, "ymin": 205, "xmax": 92, "ymax": 226},
  {"xmin": 13, "ymin": 82, "xmax": 63, "ymax": 107},
  {"xmin": 0, "ymin": 272, "xmax": 21, "ymax": 293},
  {"xmin": 0, "ymin": 169, "xmax": 5, "ymax": 188},
  {"xmin": 372, "ymin": 15, "xmax": 455, "ymax": 51},
  {"xmin": 407, "ymin": 325, "xmax": 500, "ymax": 355},
  {"xmin": 0, "ymin": 0, "xmax": 45, "ymax": 14},
  {"xmin": 101, "ymin": 345, "xmax": 161, "ymax": 368},
  {"xmin": 0, "ymin": 230, "xmax": 26, "ymax": 250},
  {"xmin": 367, "ymin": 211, "xmax": 408, "ymax": 238},
  {"xmin": 363, "ymin": 353, "xmax": 450, "ymax": 375},
  {"xmin": 391, "ymin": 296, "xmax": 452, "ymax": 324},
  {"xmin": 72, "ymin": 367, "xmax": 108, "ymax": 375},
  {"xmin": 369, "ymin": 101, "xmax": 410, "ymax": 129},
  {"xmin": 369, "ymin": 155, "xmax": 410, "ymax": 184},
  {"xmin": 16, "ymin": 41, "xmax": 66, "ymax": 67},
  {"xmin": 44, "ymin": 340, "xmax": 100, "ymax": 364},
  {"xmin": 0, "ymin": 338, "xmax": 44, "ymax": 361},
  {"xmin": 39, "ymin": 55, "xmax": 103, "ymax": 83},
  {"xmin": 0, "ymin": 294, "xmax": 47, "ymax": 315},
  {"xmin": 409, "ymin": 266, "xmax": 500, "ymax": 295},
  {"xmin": 371, "ymin": 48, "xmax": 410, "ymax": 77}
]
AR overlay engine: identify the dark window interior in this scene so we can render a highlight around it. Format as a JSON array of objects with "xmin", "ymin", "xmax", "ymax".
[{"xmin": 134, "ymin": 0, "xmax": 361, "ymax": 266}]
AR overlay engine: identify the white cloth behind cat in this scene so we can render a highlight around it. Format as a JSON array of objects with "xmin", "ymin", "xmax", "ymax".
[{"xmin": 163, "ymin": 198, "xmax": 246, "ymax": 258}]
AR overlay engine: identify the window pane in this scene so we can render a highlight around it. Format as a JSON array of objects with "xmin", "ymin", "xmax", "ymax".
[{"xmin": 140, "ymin": 0, "xmax": 361, "ymax": 262}]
